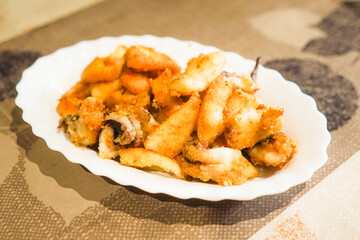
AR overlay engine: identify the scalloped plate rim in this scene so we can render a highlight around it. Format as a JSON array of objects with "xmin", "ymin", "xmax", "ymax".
[{"xmin": 15, "ymin": 35, "xmax": 331, "ymax": 201}]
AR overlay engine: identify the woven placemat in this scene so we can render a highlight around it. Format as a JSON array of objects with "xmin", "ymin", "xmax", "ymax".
[{"xmin": 1, "ymin": 0, "xmax": 359, "ymax": 239}]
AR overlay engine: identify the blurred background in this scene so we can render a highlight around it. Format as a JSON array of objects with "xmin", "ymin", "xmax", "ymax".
[{"xmin": 0, "ymin": 0, "xmax": 104, "ymax": 43}]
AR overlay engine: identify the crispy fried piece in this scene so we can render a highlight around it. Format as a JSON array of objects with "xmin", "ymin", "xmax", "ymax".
[
  {"xmin": 222, "ymin": 71, "xmax": 258, "ymax": 94},
  {"xmin": 178, "ymin": 148, "xmax": 258, "ymax": 186},
  {"xmin": 59, "ymin": 97, "xmax": 105, "ymax": 146},
  {"xmin": 99, "ymin": 110, "xmax": 144, "ymax": 159},
  {"xmin": 108, "ymin": 45, "xmax": 128, "ymax": 59},
  {"xmin": 105, "ymin": 111, "xmax": 143, "ymax": 146},
  {"xmin": 151, "ymin": 69, "xmax": 173, "ymax": 105},
  {"xmin": 151, "ymin": 68, "xmax": 183, "ymax": 117},
  {"xmin": 107, "ymin": 90, "xmax": 151, "ymax": 110},
  {"xmin": 78, "ymin": 97, "xmax": 106, "ymax": 131},
  {"xmin": 120, "ymin": 67, "xmax": 151, "ymax": 94},
  {"xmin": 245, "ymin": 132, "xmax": 298, "ymax": 168},
  {"xmin": 91, "ymin": 79, "xmax": 122, "ymax": 104},
  {"xmin": 126, "ymin": 45, "xmax": 181, "ymax": 74},
  {"xmin": 57, "ymin": 81, "xmax": 92, "ymax": 117},
  {"xmin": 64, "ymin": 81, "xmax": 92, "ymax": 99},
  {"xmin": 182, "ymin": 139, "xmax": 222, "ymax": 164},
  {"xmin": 98, "ymin": 126, "xmax": 120, "ymax": 159},
  {"xmin": 197, "ymin": 73, "xmax": 233, "ymax": 145},
  {"xmin": 99, "ymin": 108, "xmax": 158, "ymax": 156},
  {"xmin": 118, "ymin": 148, "xmax": 184, "ymax": 179},
  {"xmin": 170, "ymin": 51, "xmax": 226, "ymax": 95},
  {"xmin": 57, "ymin": 96, "xmax": 83, "ymax": 118},
  {"xmin": 81, "ymin": 57, "xmax": 123, "ymax": 83},
  {"xmin": 81, "ymin": 45, "xmax": 127, "ymax": 83},
  {"xmin": 224, "ymin": 89, "xmax": 283, "ymax": 150},
  {"xmin": 144, "ymin": 93, "xmax": 201, "ymax": 158}
]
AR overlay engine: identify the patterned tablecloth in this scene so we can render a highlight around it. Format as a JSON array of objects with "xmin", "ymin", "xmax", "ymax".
[{"xmin": 1, "ymin": 0, "xmax": 359, "ymax": 239}]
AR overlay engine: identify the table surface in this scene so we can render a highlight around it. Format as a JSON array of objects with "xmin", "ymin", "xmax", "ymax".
[{"xmin": 1, "ymin": 0, "xmax": 360, "ymax": 239}]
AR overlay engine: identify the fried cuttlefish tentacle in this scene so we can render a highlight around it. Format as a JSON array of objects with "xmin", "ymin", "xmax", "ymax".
[
  {"xmin": 118, "ymin": 148, "xmax": 184, "ymax": 179},
  {"xmin": 170, "ymin": 51, "xmax": 226, "ymax": 96},
  {"xmin": 98, "ymin": 110, "xmax": 144, "ymax": 159},
  {"xmin": 224, "ymin": 89, "xmax": 283, "ymax": 150},
  {"xmin": 223, "ymin": 71, "xmax": 258, "ymax": 95},
  {"xmin": 244, "ymin": 132, "xmax": 298, "ymax": 168},
  {"xmin": 179, "ymin": 143, "xmax": 258, "ymax": 186},
  {"xmin": 59, "ymin": 97, "xmax": 105, "ymax": 146},
  {"xmin": 250, "ymin": 56, "xmax": 261, "ymax": 81}
]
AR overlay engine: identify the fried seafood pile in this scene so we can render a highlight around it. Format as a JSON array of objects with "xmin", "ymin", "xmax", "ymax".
[{"xmin": 57, "ymin": 45, "xmax": 298, "ymax": 186}]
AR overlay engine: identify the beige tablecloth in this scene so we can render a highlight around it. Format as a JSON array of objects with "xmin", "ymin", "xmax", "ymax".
[{"xmin": 1, "ymin": 0, "xmax": 359, "ymax": 239}]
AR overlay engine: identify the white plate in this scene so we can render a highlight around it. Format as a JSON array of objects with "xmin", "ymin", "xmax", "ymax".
[{"xmin": 15, "ymin": 35, "xmax": 331, "ymax": 201}]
